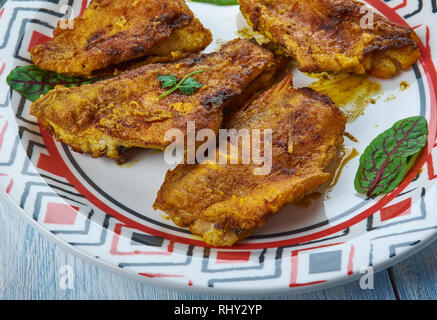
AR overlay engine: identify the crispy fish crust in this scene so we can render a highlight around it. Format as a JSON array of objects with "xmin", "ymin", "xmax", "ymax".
[
  {"xmin": 153, "ymin": 75, "xmax": 346, "ymax": 246},
  {"xmin": 30, "ymin": 0, "xmax": 212, "ymax": 76},
  {"xmin": 30, "ymin": 39, "xmax": 277, "ymax": 161},
  {"xmin": 239, "ymin": 0, "xmax": 420, "ymax": 78}
]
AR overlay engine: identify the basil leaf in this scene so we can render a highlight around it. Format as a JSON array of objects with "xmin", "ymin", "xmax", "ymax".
[
  {"xmin": 6, "ymin": 65, "xmax": 101, "ymax": 102},
  {"xmin": 191, "ymin": 0, "xmax": 239, "ymax": 5},
  {"xmin": 354, "ymin": 116, "xmax": 428, "ymax": 198}
]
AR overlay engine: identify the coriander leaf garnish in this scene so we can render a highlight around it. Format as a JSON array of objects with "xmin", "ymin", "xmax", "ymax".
[
  {"xmin": 354, "ymin": 116, "xmax": 428, "ymax": 198},
  {"xmin": 6, "ymin": 65, "xmax": 102, "ymax": 102},
  {"xmin": 191, "ymin": 0, "xmax": 239, "ymax": 5},
  {"xmin": 158, "ymin": 70, "xmax": 205, "ymax": 100},
  {"xmin": 158, "ymin": 74, "xmax": 178, "ymax": 88},
  {"xmin": 179, "ymin": 77, "xmax": 203, "ymax": 95}
]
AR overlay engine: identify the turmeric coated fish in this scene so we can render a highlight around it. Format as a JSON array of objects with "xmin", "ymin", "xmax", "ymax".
[
  {"xmin": 239, "ymin": 0, "xmax": 420, "ymax": 78},
  {"xmin": 30, "ymin": 0, "xmax": 212, "ymax": 76},
  {"xmin": 30, "ymin": 39, "xmax": 278, "ymax": 161},
  {"xmin": 154, "ymin": 75, "xmax": 346, "ymax": 246}
]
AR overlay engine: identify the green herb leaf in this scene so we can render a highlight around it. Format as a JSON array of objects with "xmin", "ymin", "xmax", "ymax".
[
  {"xmin": 354, "ymin": 116, "xmax": 428, "ymax": 198},
  {"xmin": 6, "ymin": 65, "xmax": 101, "ymax": 102},
  {"xmin": 158, "ymin": 70, "xmax": 205, "ymax": 100},
  {"xmin": 179, "ymin": 77, "xmax": 203, "ymax": 95},
  {"xmin": 158, "ymin": 74, "xmax": 178, "ymax": 88},
  {"xmin": 191, "ymin": 0, "xmax": 239, "ymax": 5}
]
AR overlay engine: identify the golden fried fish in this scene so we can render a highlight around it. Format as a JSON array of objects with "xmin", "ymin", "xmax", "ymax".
[
  {"xmin": 30, "ymin": 39, "xmax": 278, "ymax": 161},
  {"xmin": 30, "ymin": 0, "xmax": 212, "ymax": 76},
  {"xmin": 239, "ymin": 0, "xmax": 420, "ymax": 78},
  {"xmin": 153, "ymin": 75, "xmax": 346, "ymax": 246}
]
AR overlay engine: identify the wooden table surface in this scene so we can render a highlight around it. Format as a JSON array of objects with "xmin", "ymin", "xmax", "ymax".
[{"xmin": 1, "ymin": 193, "xmax": 437, "ymax": 300}]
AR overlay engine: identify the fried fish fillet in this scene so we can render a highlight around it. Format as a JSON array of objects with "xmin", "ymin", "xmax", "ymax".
[
  {"xmin": 30, "ymin": 39, "xmax": 278, "ymax": 161},
  {"xmin": 154, "ymin": 75, "xmax": 346, "ymax": 246},
  {"xmin": 30, "ymin": 0, "xmax": 212, "ymax": 76},
  {"xmin": 239, "ymin": 0, "xmax": 420, "ymax": 78}
]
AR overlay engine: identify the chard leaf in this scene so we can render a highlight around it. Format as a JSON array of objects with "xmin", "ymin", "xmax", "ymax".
[
  {"xmin": 6, "ymin": 65, "xmax": 101, "ymax": 102},
  {"xmin": 354, "ymin": 116, "xmax": 428, "ymax": 198}
]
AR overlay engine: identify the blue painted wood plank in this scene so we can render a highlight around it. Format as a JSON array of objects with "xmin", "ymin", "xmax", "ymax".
[
  {"xmin": 0, "ymin": 195, "xmax": 396, "ymax": 299},
  {"xmin": 389, "ymin": 241, "xmax": 437, "ymax": 300}
]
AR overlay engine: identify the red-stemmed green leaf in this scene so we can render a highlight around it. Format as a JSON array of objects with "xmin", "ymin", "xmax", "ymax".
[
  {"xmin": 6, "ymin": 65, "xmax": 102, "ymax": 102},
  {"xmin": 354, "ymin": 116, "xmax": 428, "ymax": 198}
]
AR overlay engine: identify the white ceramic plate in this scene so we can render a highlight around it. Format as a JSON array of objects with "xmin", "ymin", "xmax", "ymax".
[{"xmin": 0, "ymin": 0, "xmax": 436, "ymax": 295}]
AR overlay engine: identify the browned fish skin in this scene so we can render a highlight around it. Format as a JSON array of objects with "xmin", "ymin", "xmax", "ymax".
[
  {"xmin": 153, "ymin": 75, "xmax": 346, "ymax": 247},
  {"xmin": 30, "ymin": 39, "xmax": 277, "ymax": 161},
  {"xmin": 30, "ymin": 0, "xmax": 212, "ymax": 76},
  {"xmin": 239, "ymin": 0, "xmax": 420, "ymax": 78}
]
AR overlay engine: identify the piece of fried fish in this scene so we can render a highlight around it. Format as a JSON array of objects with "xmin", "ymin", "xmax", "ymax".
[
  {"xmin": 239, "ymin": 0, "xmax": 420, "ymax": 78},
  {"xmin": 30, "ymin": 39, "xmax": 278, "ymax": 161},
  {"xmin": 30, "ymin": 0, "xmax": 212, "ymax": 76},
  {"xmin": 154, "ymin": 75, "xmax": 346, "ymax": 246}
]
